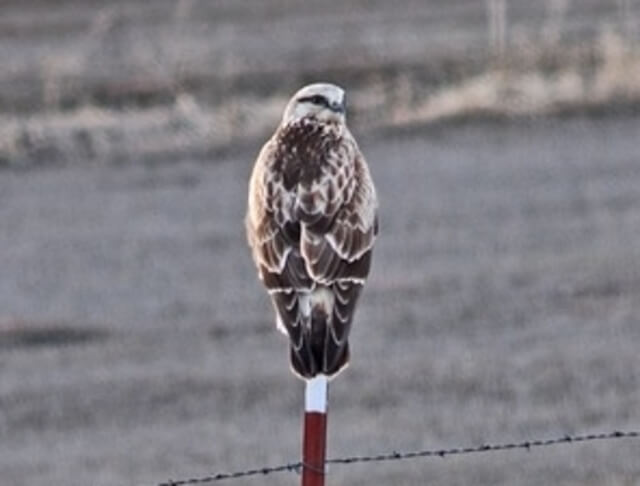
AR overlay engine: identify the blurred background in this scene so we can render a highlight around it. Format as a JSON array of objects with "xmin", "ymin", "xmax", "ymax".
[{"xmin": 1, "ymin": 1, "xmax": 639, "ymax": 485}]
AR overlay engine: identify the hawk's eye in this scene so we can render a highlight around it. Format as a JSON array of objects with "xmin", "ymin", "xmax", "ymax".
[
  {"xmin": 298, "ymin": 94, "xmax": 330, "ymax": 108},
  {"xmin": 311, "ymin": 95, "xmax": 325, "ymax": 105}
]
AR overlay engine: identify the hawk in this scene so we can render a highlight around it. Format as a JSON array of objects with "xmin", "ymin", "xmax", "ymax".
[{"xmin": 246, "ymin": 83, "xmax": 378, "ymax": 380}]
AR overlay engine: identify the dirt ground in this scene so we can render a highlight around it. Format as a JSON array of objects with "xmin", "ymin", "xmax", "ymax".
[
  {"xmin": 1, "ymin": 1, "xmax": 640, "ymax": 486},
  {"xmin": 2, "ymin": 114, "xmax": 640, "ymax": 486}
]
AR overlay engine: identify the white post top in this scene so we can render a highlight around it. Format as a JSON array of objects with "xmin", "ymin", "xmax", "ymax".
[{"xmin": 305, "ymin": 375, "xmax": 328, "ymax": 413}]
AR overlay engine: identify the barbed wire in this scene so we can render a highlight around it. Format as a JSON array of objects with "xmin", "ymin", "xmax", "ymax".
[{"xmin": 155, "ymin": 429, "xmax": 639, "ymax": 485}]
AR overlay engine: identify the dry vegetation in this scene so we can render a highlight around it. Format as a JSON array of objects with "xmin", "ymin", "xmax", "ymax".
[
  {"xmin": 390, "ymin": 29, "xmax": 640, "ymax": 125},
  {"xmin": 1, "ymin": 0, "xmax": 639, "ymax": 167}
]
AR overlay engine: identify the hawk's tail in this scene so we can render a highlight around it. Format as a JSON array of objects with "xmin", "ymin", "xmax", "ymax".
[{"xmin": 289, "ymin": 306, "xmax": 350, "ymax": 380}]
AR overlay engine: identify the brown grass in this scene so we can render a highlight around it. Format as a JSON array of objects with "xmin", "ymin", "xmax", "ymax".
[
  {"xmin": 1, "ymin": 2, "xmax": 639, "ymax": 167},
  {"xmin": 390, "ymin": 29, "xmax": 640, "ymax": 126}
]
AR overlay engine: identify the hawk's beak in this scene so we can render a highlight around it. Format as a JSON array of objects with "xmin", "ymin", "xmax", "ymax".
[{"xmin": 330, "ymin": 99, "xmax": 346, "ymax": 114}]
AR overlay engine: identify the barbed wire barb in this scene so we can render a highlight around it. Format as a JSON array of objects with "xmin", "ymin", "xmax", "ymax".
[{"xmin": 152, "ymin": 429, "xmax": 639, "ymax": 485}]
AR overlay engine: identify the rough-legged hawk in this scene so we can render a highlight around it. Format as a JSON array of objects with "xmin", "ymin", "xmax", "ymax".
[{"xmin": 246, "ymin": 83, "xmax": 378, "ymax": 380}]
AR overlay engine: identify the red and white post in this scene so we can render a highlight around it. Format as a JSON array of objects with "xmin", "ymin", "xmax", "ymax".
[{"xmin": 302, "ymin": 375, "xmax": 328, "ymax": 486}]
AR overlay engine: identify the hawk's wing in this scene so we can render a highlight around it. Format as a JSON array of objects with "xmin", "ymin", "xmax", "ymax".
[
  {"xmin": 246, "ymin": 139, "xmax": 311, "ymax": 352},
  {"xmin": 299, "ymin": 147, "xmax": 378, "ymax": 367},
  {"xmin": 299, "ymin": 149, "xmax": 378, "ymax": 283}
]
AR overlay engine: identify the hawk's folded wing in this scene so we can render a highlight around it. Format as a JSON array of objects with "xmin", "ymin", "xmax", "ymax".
[
  {"xmin": 246, "ymin": 140, "xmax": 311, "ymax": 352},
  {"xmin": 299, "ymin": 150, "xmax": 378, "ymax": 365},
  {"xmin": 299, "ymin": 150, "xmax": 378, "ymax": 282}
]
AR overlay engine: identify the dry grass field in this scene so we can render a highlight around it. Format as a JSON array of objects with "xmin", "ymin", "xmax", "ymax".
[{"xmin": 1, "ymin": 2, "xmax": 640, "ymax": 486}]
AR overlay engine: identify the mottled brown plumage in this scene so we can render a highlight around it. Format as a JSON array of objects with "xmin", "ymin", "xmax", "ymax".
[{"xmin": 246, "ymin": 83, "xmax": 378, "ymax": 380}]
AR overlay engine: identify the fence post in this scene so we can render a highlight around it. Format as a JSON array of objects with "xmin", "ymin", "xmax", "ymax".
[{"xmin": 302, "ymin": 375, "xmax": 328, "ymax": 486}]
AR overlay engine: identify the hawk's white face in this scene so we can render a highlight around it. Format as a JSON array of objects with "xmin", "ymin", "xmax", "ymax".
[{"xmin": 282, "ymin": 83, "xmax": 346, "ymax": 125}]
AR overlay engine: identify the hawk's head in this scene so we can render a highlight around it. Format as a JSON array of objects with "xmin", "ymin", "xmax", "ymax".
[{"xmin": 282, "ymin": 83, "xmax": 346, "ymax": 126}]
